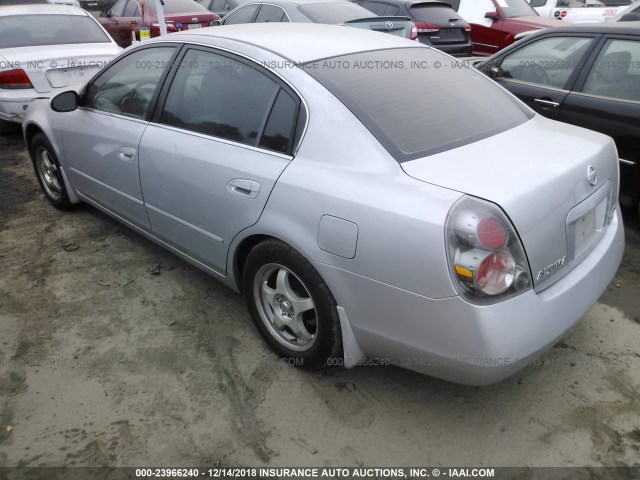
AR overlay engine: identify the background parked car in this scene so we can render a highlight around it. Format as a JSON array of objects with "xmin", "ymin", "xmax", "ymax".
[
  {"xmin": 351, "ymin": 0, "xmax": 471, "ymax": 56},
  {"xmin": 0, "ymin": 4, "xmax": 121, "ymax": 130},
  {"xmin": 216, "ymin": 0, "xmax": 418, "ymax": 40},
  {"xmin": 447, "ymin": 0, "xmax": 562, "ymax": 56},
  {"xmin": 99, "ymin": 0, "xmax": 219, "ymax": 47},
  {"xmin": 527, "ymin": 0, "xmax": 624, "ymax": 23},
  {"xmin": 609, "ymin": 1, "xmax": 640, "ymax": 19},
  {"xmin": 0, "ymin": 0, "xmax": 80, "ymax": 7},
  {"xmin": 476, "ymin": 22, "xmax": 640, "ymax": 215}
]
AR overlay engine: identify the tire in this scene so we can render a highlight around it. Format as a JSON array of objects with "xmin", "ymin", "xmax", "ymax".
[
  {"xmin": 29, "ymin": 133, "xmax": 73, "ymax": 210},
  {"xmin": 242, "ymin": 239, "xmax": 343, "ymax": 369}
]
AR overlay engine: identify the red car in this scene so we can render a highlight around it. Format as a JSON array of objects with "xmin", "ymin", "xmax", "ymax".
[
  {"xmin": 99, "ymin": 0, "xmax": 219, "ymax": 48},
  {"xmin": 448, "ymin": 0, "xmax": 561, "ymax": 56}
]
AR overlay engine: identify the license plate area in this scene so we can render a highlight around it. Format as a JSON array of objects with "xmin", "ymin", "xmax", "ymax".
[
  {"xmin": 188, "ymin": 23, "xmax": 202, "ymax": 29},
  {"xmin": 566, "ymin": 182, "xmax": 610, "ymax": 261}
]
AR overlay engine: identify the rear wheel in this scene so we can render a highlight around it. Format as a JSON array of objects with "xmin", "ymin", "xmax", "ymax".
[
  {"xmin": 242, "ymin": 239, "xmax": 343, "ymax": 369},
  {"xmin": 29, "ymin": 133, "xmax": 73, "ymax": 210}
]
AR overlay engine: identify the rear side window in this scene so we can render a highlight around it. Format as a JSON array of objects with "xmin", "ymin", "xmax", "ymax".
[
  {"xmin": 298, "ymin": 2, "xmax": 375, "ymax": 23},
  {"xmin": 160, "ymin": 48, "xmax": 299, "ymax": 154},
  {"xmin": 259, "ymin": 89, "xmax": 298, "ymax": 154},
  {"xmin": 410, "ymin": 4, "xmax": 461, "ymax": 23},
  {"xmin": 306, "ymin": 48, "xmax": 532, "ymax": 161}
]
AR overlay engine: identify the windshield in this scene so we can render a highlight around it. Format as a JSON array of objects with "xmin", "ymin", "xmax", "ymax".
[
  {"xmin": 298, "ymin": 2, "xmax": 377, "ymax": 23},
  {"xmin": 305, "ymin": 48, "xmax": 532, "ymax": 162},
  {"xmin": 498, "ymin": 0, "xmax": 538, "ymax": 18},
  {"xmin": 0, "ymin": 14, "xmax": 111, "ymax": 48}
]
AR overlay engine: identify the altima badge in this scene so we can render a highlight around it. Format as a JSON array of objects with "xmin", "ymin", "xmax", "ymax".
[{"xmin": 587, "ymin": 165, "xmax": 597, "ymax": 186}]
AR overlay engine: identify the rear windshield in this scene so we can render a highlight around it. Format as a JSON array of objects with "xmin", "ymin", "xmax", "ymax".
[
  {"xmin": 147, "ymin": 0, "xmax": 206, "ymax": 13},
  {"xmin": 305, "ymin": 48, "xmax": 532, "ymax": 162},
  {"xmin": 298, "ymin": 2, "xmax": 376, "ymax": 23},
  {"xmin": 410, "ymin": 4, "xmax": 460, "ymax": 23},
  {"xmin": 0, "ymin": 15, "xmax": 111, "ymax": 48}
]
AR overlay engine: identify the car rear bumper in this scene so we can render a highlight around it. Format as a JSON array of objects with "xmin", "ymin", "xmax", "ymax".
[
  {"xmin": 418, "ymin": 38, "xmax": 472, "ymax": 57},
  {"xmin": 0, "ymin": 90, "xmax": 37, "ymax": 123},
  {"xmin": 315, "ymin": 209, "xmax": 624, "ymax": 385}
]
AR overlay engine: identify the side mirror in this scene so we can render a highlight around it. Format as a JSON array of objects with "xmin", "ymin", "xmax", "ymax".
[
  {"xmin": 488, "ymin": 65, "xmax": 504, "ymax": 78},
  {"xmin": 210, "ymin": 19, "xmax": 221, "ymax": 26},
  {"xmin": 484, "ymin": 10, "xmax": 499, "ymax": 20},
  {"xmin": 100, "ymin": 8, "xmax": 111, "ymax": 17},
  {"xmin": 51, "ymin": 91, "xmax": 80, "ymax": 113}
]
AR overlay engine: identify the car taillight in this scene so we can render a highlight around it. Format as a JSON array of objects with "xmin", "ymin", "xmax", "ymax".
[
  {"xmin": 410, "ymin": 25, "xmax": 418, "ymax": 40},
  {"xmin": 464, "ymin": 24, "xmax": 471, "ymax": 32},
  {"xmin": 414, "ymin": 22, "xmax": 440, "ymax": 34},
  {"xmin": 0, "ymin": 69, "xmax": 33, "ymax": 90},
  {"xmin": 446, "ymin": 196, "xmax": 532, "ymax": 304}
]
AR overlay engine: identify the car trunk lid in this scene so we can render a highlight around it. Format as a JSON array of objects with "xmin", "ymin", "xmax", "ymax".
[
  {"xmin": 401, "ymin": 116, "xmax": 619, "ymax": 292},
  {"xmin": 343, "ymin": 16, "xmax": 413, "ymax": 38},
  {"xmin": 0, "ymin": 44, "xmax": 121, "ymax": 93}
]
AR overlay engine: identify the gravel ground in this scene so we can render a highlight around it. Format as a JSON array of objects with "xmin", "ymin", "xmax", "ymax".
[{"xmin": 1, "ymin": 128, "xmax": 639, "ymax": 469}]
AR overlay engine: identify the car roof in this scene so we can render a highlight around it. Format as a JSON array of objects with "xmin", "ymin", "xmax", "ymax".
[
  {"xmin": 157, "ymin": 23, "xmax": 421, "ymax": 63},
  {"xmin": 0, "ymin": 3, "xmax": 87, "ymax": 15},
  {"xmin": 525, "ymin": 20, "xmax": 640, "ymax": 35}
]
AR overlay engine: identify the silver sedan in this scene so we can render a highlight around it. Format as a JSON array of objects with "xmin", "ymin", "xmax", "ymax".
[{"xmin": 22, "ymin": 23, "xmax": 624, "ymax": 385}]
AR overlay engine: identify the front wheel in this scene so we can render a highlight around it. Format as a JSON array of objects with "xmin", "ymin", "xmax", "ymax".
[
  {"xmin": 242, "ymin": 239, "xmax": 343, "ymax": 369},
  {"xmin": 29, "ymin": 133, "xmax": 73, "ymax": 210}
]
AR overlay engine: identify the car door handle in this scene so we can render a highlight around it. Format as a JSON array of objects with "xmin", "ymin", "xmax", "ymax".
[
  {"xmin": 534, "ymin": 98, "xmax": 560, "ymax": 108},
  {"xmin": 228, "ymin": 179, "xmax": 260, "ymax": 199},
  {"xmin": 118, "ymin": 147, "xmax": 137, "ymax": 163}
]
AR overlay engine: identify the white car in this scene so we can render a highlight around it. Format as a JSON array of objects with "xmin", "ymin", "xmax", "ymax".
[
  {"xmin": 608, "ymin": 1, "xmax": 640, "ymax": 20},
  {"xmin": 0, "ymin": 4, "xmax": 121, "ymax": 129},
  {"xmin": 527, "ymin": 0, "xmax": 623, "ymax": 22}
]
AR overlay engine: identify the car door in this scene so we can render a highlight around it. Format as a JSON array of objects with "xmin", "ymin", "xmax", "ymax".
[
  {"xmin": 138, "ymin": 46, "xmax": 302, "ymax": 273},
  {"xmin": 560, "ymin": 35, "xmax": 640, "ymax": 208},
  {"xmin": 62, "ymin": 45, "xmax": 179, "ymax": 230},
  {"xmin": 489, "ymin": 34, "xmax": 598, "ymax": 119}
]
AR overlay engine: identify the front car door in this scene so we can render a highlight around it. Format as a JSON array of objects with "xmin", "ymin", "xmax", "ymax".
[
  {"xmin": 560, "ymin": 35, "xmax": 640, "ymax": 209},
  {"xmin": 62, "ymin": 45, "xmax": 178, "ymax": 230},
  {"xmin": 138, "ymin": 46, "xmax": 303, "ymax": 273},
  {"xmin": 487, "ymin": 34, "xmax": 598, "ymax": 119}
]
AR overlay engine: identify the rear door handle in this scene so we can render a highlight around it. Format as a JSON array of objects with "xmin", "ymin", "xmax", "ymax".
[
  {"xmin": 228, "ymin": 179, "xmax": 260, "ymax": 199},
  {"xmin": 534, "ymin": 98, "xmax": 560, "ymax": 108}
]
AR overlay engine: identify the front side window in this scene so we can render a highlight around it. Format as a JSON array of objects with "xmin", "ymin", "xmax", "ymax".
[
  {"xmin": 160, "ymin": 48, "xmax": 299, "ymax": 153},
  {"xmin": 0, "ymin": 14, "xmax": 111, "ymax": 48},
  {"xmin": 255, "ymin": 4, "xmax": 287, "ymax": 22},
  {"xmin": 455, "ymin": 0, "xmax": 494, "ymax": 24},
  {"xmin": 581, "ymin": 39, "xmax": 640, "ymax": 102},
  {"xmin": 85, "ymin": 47, "xmax": 176, "ymax": 120},
  {"xmin": 306, "ymin": 48, "xmax": 532, "ymax": 162},
  {"xmin": 211, "ymin": 0, "xmax": 230, "ymax": 10},
  {"xmin": 123, "ymin": 0, "xmax": 140, "ymax": 16},
  {"xmin": 222, "ymin": 3, "xmax": 259, "ymax": 23},
  {"xmin": 499, "ymin": 36, "xmax": 594, "ymax": 89},
  {"xmin": 109, "ymin": 0, "xmax": 126, "ymax": 16},
  {"xmin": 528, "ymin": 0, "xmax": 546, "ymax": 7}
]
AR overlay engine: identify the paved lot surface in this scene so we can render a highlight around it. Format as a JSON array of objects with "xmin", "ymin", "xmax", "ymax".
[{"xmin": 1, "ymin": 129, "xmax": 639, "ymax": 469}]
